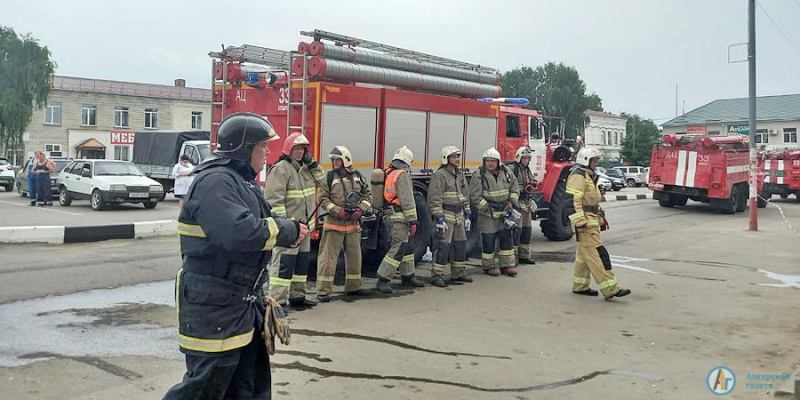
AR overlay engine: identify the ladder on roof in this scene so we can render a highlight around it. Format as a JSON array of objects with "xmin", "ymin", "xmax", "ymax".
[
  {"xmin": 300, "ymin": 29, "xmax": 497, "ymax": 74},
  {"xmin": 287, "ymin": 52, "xmax": 308, "ymax": 137}
]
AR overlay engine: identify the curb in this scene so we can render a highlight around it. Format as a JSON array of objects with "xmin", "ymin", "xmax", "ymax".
[
  {"xmin": 0, "ymin": 219, "xmax": 177, "ymax": 244},
  {"xmin": 602, "ymin": 193, "xmax": 653, "ymax": 202}
]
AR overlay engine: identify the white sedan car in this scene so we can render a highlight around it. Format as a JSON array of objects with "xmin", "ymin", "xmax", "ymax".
[
  {"xmin": 57, "ymin": 160, "xmax": 164, "ymax": 210},
  {"xmin": 597, "ymin": 175, "xmax": 612, "ymax": 192}
]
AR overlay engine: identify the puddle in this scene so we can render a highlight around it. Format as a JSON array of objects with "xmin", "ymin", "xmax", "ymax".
[
  {"xmin": 0, "ymin": 280, "xmax": 179, "ymax": 367},
  {"xmin": 758, "ymin": 269, "xmax": 800, "ymax": 289}
]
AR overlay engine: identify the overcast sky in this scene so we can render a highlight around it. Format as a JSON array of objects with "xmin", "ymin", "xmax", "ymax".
[{"xmin": 6, "ymin": 0, "xmax": 800, "ymax": 124}]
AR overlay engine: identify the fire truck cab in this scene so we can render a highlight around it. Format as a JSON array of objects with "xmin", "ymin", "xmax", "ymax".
[{"xmin": 209, "ymin": 30, "xmax": 577, "ymax": 263}]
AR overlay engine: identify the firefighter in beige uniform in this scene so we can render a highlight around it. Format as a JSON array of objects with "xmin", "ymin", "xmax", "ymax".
[
  {"xmin": 375, "ymin": 146, "xmax": 425, "ymax": 294},
  {"xmin": 468, "ymin": 147, "xmax": 520, "ymax": 277},
  {"xmin": 510, "ymin": 147, "xmax": 537, "ymax": 265},
  {"xmin": 567, "ymin": 147, "xmax": 631, "ymax": 300},
  {"xmin": 316, "ymin": 146, "xmax": 372, "ymax": 302},
  {"xmin": 265, "ymin": 132, "xmax": 326, "ymax": 308},
  {"xmin": 427, "ymin": 145, "xmax": 473, "ymax": 287}
]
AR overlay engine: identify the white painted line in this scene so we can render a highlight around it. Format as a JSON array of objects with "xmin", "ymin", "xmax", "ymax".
[
  {"xmin": 613, "ymin": 263, "xmax": 659, "ymax": 274},
  {"xmin": 0, "ymin": 200, "xmax": 83, "ymax": 216},
  {"xmin": 675, "ymin": 150, "xmax": 688, "ymax": 186},
  {"xmin": 610, "ymin": 255, "xmax": 650, "ymax": 262},
  {"xmin": 685, "ymin": 151, "xmax": 698, "ymax": 187}
]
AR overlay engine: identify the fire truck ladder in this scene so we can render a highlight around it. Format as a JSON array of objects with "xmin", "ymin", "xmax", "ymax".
[
  {"xmin": 287, "ymin": 52, "xmax": 308, "ymax": 137},
  {"xmin": 208, "ymin": 45, "xmax": 293, "ymax": 131},
  {"xmin": 300, "ymin": 29, "xmax": 498, "ymax": 74}
]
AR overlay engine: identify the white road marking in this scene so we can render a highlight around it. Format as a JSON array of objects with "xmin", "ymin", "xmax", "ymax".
[
  {"xmin": 0, "ymin": 200, "xmax": 83, "ymax": 216},
  {"xmin": 757, "ymin": 269, "xmax": 800, "ymax": 288},
  {"xmin": 613, "ymin": 263, "xmax": 659, "ymax": 274}
]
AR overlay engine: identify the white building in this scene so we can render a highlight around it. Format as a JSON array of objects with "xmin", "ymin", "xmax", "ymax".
[
  {"xmin": 5, "ymin": 75, "xmax": 211, "ymax": 164},
  {"xmin": 662, "ymin": 94, "xmax": 799, "ymax": 151},
  {"xmin": 583, "ymin": 110, "xmax": 628, "ymax": 161}
]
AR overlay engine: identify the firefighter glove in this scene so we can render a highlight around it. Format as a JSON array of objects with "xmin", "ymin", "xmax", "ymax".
[
  {"xmin": 409, "ymin": 221, "xmax": 418, "ymax": 237},
  {"xmin": 338, "ymin": 208, "xmax": 350, "ymax": 220},
  {"xmin": 349, "ymin": 208, "xmax": 364, "ymax": 221},
  {"xmin": 435, "ymin": 215, "xmax": 447, "ymax": 234},
  {"xmin": 464, "ymin": 212, "xmax": 472, "ymax": 232}
]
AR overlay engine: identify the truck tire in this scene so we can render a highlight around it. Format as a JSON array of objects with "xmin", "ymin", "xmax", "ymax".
[
  {"xmin": 143, "ymin": 200, "xmax": 158, "ymax": 209},
  {"xmin": 734, "ymin": 184, "xmax": 747, "ymax": 213},
  {"xmin": 757, "ymin": 187, "xmax": 769, "ymax": 208},
  {"xmin": 411, "ymin": 191, "xmax": 432, "ymax": 263},
  {"xmin": 720, "ymin": 188, "xmax": 738, "ymax": 214},
  {"xmin": 540, "ymin": 170, "xmax": 574, "ymax": 241},
  {"xmin": 658, "ymin": 198, "xmax": 674, "ymax": 208}
]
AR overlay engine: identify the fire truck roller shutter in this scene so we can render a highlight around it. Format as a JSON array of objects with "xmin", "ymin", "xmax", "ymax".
[
  {"xmin": 384, "ymin": 109, "xmax": 427, "ymax": 171},
  {"xmin": 320, "ymin": 104, "xmax": 378, "ymax": 177},
  {"xmin": 428, "ymin": 113, "xmax": 465, "ymax": 169},
  {"xmin": 464, "ymin": 116, "xmax": 498, "ymax": 170}
]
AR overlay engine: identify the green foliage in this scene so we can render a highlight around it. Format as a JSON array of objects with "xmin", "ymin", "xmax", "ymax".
[
  {"xmin": 619, "ymin": 113, "xmax": 661, "ymax": 166},
  {"xmin": 501, "ymin": 62, "xmax": 601, "ymax": 138},
  {"xmin": 0, "ymin": 26, "xmax": 56, "ymax": 153}
]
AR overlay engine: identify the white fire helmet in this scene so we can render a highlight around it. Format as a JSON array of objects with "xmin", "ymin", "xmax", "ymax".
[
  {"xmin": 575, "ymin": 147, "xmax": 602, "ymax": 167},
  {"xmin": 482, "ymin": 147, "xmax": 501, "ymax": 161},
  {"xmin": 329, "ymin": 145, "xmax": 353, "ymax": 169},
  {"xmin": 515, "ymin": 147, "xmax": 533, "ymax": 163},
  {"xmin": 440, "ymin": 145, "xmax": 461, "ymax": 165},
  {"xmin": 392, "ymin": 146, "xmax": 414, "ymax": 166}
]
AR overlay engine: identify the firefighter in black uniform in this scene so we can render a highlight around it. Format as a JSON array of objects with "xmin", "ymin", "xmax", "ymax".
[{"xmin": 163, "ymin": 113, "xmax": 309, "ymax": 400}]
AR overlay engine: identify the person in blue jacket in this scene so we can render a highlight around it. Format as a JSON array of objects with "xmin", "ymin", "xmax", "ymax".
[{"xmin": 163, "ymin": 113, "xmax": 309, "ymax": 400}]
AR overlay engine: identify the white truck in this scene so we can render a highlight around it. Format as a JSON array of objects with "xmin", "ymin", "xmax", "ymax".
[{"xmin": 132, "ymin": 131, "xmax": 210, "ymax": 199}]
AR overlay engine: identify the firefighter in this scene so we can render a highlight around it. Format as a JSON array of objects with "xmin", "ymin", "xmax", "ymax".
[
  {"xmin": 265, "ymin": 132, "xmax": 326, "ymax": 309},
  {"xmin": 163, "ymin": 113, "xmax": 308, "ymax": 400},
  {"xmin": 510, "ymin": 147, "xmax": 536, "ymax": 265},
  {"xmin": 316, "ymin": 146, "xmax": 372, "ymax": 302},
  {"xmin": 567, "ymin": 147, "xmax": 632, "ymax": 300},
  {"xmin": 427, "ymin": 145, "xmax": 473, "ymax": 287},
  {"xmin": 468, "ymin": 147, "xmax": 520, "ymax": 277},
  {"xmin": 376, "ymin": 146, "xmax": 424, "ymax": 293}
]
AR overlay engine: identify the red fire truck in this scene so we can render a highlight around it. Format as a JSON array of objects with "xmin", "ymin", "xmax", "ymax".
[
  {"xmin": 209, "ymin": 30, "xmax": 577, "ymax": 261},
  {"xmin": 648, "ymin": 134, "xmax": 765, "ymax": 213},
  {"xmin": 760, "ymin": 150, "xmax": 800, "ymax": 202}
]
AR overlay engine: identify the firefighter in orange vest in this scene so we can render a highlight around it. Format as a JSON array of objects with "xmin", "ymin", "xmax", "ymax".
[
  {"xmin": 567, "ymin": 147, "xmax": 631, "ymax": 300},
  {"xmin": 511, "ymin": 146, "xmax": 537, "ymax": 265},
  {"xmin": 427, "ymin": 145, "xmax": 472, "ymax": 287},
  {"xmin": 316, "ymin": 146, "xmax": 372, "ymax": 302},
  {"xmin": 376, "ymin": 146, "xmax": 424, "ymax": 293},
  {"xmin": 265, "ymin": 132, "xmax": 326, "ymax": 309},
  {"xmin": 468, "ymin": 147, "xmax": 520, "ymax": 276}
]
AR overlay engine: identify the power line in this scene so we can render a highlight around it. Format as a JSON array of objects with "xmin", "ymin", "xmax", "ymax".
[{"xmin": 756, "ymin": 0, "xmax": 800, "ymax": 56}]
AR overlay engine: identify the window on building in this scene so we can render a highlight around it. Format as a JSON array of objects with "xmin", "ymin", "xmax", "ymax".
[
  {"xmin": 614, "ymin": 132, "xmax": 619, "ymax": 146},
  {"xmin": 114, "ymin": 107, "xmax": 129, "ymax": 128},
  {"xmin": 145, "ymin": 108, "xmax": 158, "ymax": 129},
  {"xmin": 44, "ymin": 102, "xmax": 62, "ymax": 125},
  {"xmin": 607, "ymin": 132, "xmax": 613, "ymax": 146},
  {"xmin": 601, "ymin": 131, "xmax": 606, "ymax": 145},
  {"xmin": 191, "ymin": 111, "xmax": 203, "ymax": 130},
  {"xmin": 708, "ymin": 130, "xmax": 721, "ymax": 136},
  {"xmin": 81, "ymin": 105, "xmax": 97, "ymax": 126},
  {"xmin": 783, "ymin": 128, "xmax": 797, "ymax": 143},
  {"xmin": 114, "ymin": 145, "xmax": 130, "ymax": 161},
  {"xmin": 505, "ymin": 116, "xmax": 521, "ymax": 138},
  {"xmin": 45, "ymin": 144, "xmax": 63, "ymax": 157},
  {"xmin": 755, "ymin": 129, "xmax": 769, "ymax": 144}
]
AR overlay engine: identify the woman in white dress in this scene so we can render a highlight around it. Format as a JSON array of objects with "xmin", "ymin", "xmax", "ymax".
[{"xmin": 172, "ymin": 155, "xmax": 194, "ymax": 209}]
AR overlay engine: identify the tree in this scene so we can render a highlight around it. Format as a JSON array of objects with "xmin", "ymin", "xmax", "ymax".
[
  {"xmin": 0, "ymin": 26, "xmax": 56, "ymax": 158},
  {"xmin": 619, "ymin": 113, "xmax": 661, "ymax": 166},
  {"xmin": 501, "ymin": 62, "xmax": 601, "ymax": 138}
]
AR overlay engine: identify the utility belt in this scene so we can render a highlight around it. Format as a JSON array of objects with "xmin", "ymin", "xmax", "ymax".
[
  {"xmin": 489, "ymin": 201, "xmax": 508, "ymax": 211},
  {"xmin": 442, "ymin": 203, "xmax": 464, "ymax": 213},
  {"xmin": 382, "ymin": 204, "xmax": 403, "ymax": 215},
  {"xmin": 583, "ymin": 205, "xmax": 601, "ymax": 213},
  {"xmin": 183, "ymin": 256, "xmax": 265, "ymax": 293}
]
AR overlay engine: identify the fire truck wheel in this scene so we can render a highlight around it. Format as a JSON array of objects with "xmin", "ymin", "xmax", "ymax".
[
  {"xmin": 540, "ymin": 170, "xmax": 574, "ymax": 241},
  {"xmin": 734, "ymin": 184, "xmax": 747, "ymax": 213},
  {"xmin": 411, "ymin": 191, "xmax": 432, "ymax": 262},
  {"xmin": 720, "ymin": 189, "xmax": 738, "ymax": 214}
]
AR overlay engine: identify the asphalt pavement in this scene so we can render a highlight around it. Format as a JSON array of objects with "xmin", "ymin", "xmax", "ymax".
[
  {"xmin": 1, "ymin": 198, "xmax": 799, "ymax": 399},
  {"xmin": 0, "ymin": 189, "xmax": 181, "ymax": 227}
]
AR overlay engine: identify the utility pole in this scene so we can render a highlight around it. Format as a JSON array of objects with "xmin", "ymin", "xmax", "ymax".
[
  {"xmin": 748, "ymin": 0, "xmax": 758, "ymax": 231},
  {"xmin": 675, "ymin": 84, "xmax": 678, "ymax": 118}
]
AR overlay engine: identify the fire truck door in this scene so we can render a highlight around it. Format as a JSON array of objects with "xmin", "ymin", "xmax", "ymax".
[
  {"xmin": 320, "ymin": 104, "xmax": 378, "ymax": 177},
  {"xmin": 528, "ymin": 116, "xmax": 546, "ymax": 182},
  {"xmin": 499, "ymin": 114, "xmax": 526, "ymax": 161}
]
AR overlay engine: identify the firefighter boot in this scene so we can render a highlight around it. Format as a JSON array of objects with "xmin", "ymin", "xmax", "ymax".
[
  {"xmin": 519, "ymin": 258, "xmax": 536, "ymax": 265},
  {"xmin": 289, "ymin": 297, "xmax": 318, "ymax": 307},
  {"xmin": 317, "ymin": 294, "xmax": 331, "ymax": 303},
  {"xmin": 501, "ymin": 267, "xmax": 518, "ymax": 277},
  {"xmin": 431, "ymin": 276, "xmax": 447, "ymax": 288},
  {"xmin": 451, "ymin": 274, "xmax": 473, "ymax": 283},
  {"xmin": 401, "ymin": 275, "xmax": 425, "ymax": 288},
  {"xmin": 346, "ymin": 289, "xmax": 371, "ymax": 296},
  {"xmin": 605, "ymin": 288, "xmax": 632, "ymax": 300},
  {"xmin": 376, "ymin": 278, "xmax": 393, "ymax": 294},
  {"xmin": 572, "ymin": 288, "xmax": 599, "ymax": 296},
  {"xmin": 485, "ymin": 268, "xmax": 501, "ymax": 277}
]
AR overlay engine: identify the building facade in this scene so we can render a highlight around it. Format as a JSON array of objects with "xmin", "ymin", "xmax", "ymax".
[
  {"xmin": 662, "ymin": 94, "xmax": 800, "ymax": 151},
  {"xmin": 583, "ymin": 110, "xmax": 628, "ymax": 161},
  {"xmin": 6, "ymin": 76, "xmax": 211, "ymax": 164}
]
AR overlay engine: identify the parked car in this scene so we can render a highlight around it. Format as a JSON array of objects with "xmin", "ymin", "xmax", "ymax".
[
  {"xmin": 613, "ymin": 166, "xmax": 647, "ymax": 187},
  {"xmin": 15, "ymin": 157, "xmax": 73, "ymax": 198},
  {"xmin": 0, "ymin": 157, "xmax": 15, "ymax": 192},
  {"xmin": 57, "ymin": 160, "xmax": 164, "ymax": 210},
  {"xmin": 597, "ymin": 175, "xmax": 612, "ymax": 192},
  {"xmin": 597, "ymin": 171, "xmax": 624, "ymax": 191}
]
